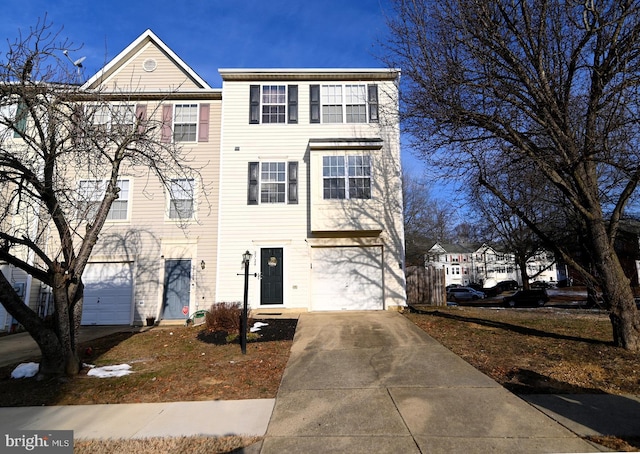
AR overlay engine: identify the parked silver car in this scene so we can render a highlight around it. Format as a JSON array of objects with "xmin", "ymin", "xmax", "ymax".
[{"xmin": 447, "ymin": 287, "xmax": 486, "ymax": 301}]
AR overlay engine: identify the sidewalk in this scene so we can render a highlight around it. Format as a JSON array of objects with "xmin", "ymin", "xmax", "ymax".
[
  {"xmin": 259, "ymin": 311, "xmax": 604, "ymax": 453},
  {"xmin": 0, "ymin": 312, "xmax": 634, "ymax": 452}
]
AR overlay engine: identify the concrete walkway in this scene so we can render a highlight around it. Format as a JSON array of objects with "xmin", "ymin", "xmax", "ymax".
[
  {"xmin": 1, "ymin": 312, "xmax": 634, "ymax": 452},
  {"xmin": 260, "ymin": 311, "xmax": 602, "ymax": 453}
]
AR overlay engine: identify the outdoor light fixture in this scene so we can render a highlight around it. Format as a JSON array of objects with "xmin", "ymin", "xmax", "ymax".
[
  {"xmin": 200, "ymin": 260, "xmax": 206, "ymax": 270},
  {"xmin": 240, "ymin": 250, "xmax": 252, "ymax": 354}
]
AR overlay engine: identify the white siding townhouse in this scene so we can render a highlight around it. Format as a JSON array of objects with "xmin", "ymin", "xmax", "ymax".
[
  {"xmin": 215, "ymin": 69, "xmax": 406, "ymax": 312},
  {"xmin": 1, "ymin": 31, "xmax": 407, "ymax": 330},
  {"xmin": 425, "ymin": 242, "xmax": 557, "ymax": 288}
]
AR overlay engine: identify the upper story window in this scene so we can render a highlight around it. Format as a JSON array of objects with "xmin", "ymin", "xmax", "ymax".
[
  {"xmin": 91, "ymin": 104, "xmax": 136, "ymax": 133},
  {"xmin": 173, "ymin": 104, "xmax": 198, "ymax": 142},
  {"xmin": 248, "ymin": 161, "xmax": 298, "ymax": 205},
  {"xmin": 310, "ymin": 84, "xmax": 378, "ymax": 124},
  {"xmin": 0, "ymin": 103, "xmax": 27, "ymax": 138},
  {"xmin": 161, "ymin": 104, "xmax": 209, "ymax": 143},
  {"xmin": 77, "ymin": 179, "xmax": 130, "ymax": 221},
  {"xmin": 169, "ymin": 178, "xmax": 195, "ymax": 219},
  {"xmin": 322, "ymin": 155, "xmax": 371, "ymax": 200},
  {"xmin": 249, "ymin": 85, "xmax": 298, "ymax": 124}
]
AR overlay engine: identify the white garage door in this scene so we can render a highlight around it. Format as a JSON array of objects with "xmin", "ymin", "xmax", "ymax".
[
  {"xmin": 81, "ymin": 262, "xmax": 133, "ymax": 325},
  {"xmin": 311, "ymin": 246, "xmax": 383, "ymax": 311}
]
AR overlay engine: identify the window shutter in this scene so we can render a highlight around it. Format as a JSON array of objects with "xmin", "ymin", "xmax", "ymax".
[
  {"xmin": 288, "ymin": 85, "xmax": 298, "ymax": 124},
  {"xmin": 249, "ymin": 85, "xmax": 260, "ymax": 124},
  {"xmin": 248, "ymin": 162, "xmax": 259, "ymax": 205},
  {"xmin": 310, "ymin": 85, "xmax": 320, "ymax": 123},
  {"xmin": 13, "ymin": 102, "xmax": 27, "ymax": 138},
  {"xmin": 161, "ymin": 105, "xmax": 173, "ymax": 143},
  {"xmin": 368, "ymin": 84, "xmax": 379, "ymax": 123},
  {"xmin": 198, "ymin": 104, "xmax": 210, "ymax": 142},
  {"xmin": 288, "ymin": 161, "xmax": 298, "ymax": 204},
  {"xmin": 71, "ymin": 104, "xmax": 83, "ymax": 144},
  {"xmin": 135, "ymin": 104, "xmax": 147, "ymax": 134}
]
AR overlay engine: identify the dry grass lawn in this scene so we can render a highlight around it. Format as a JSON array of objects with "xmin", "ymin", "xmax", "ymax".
[
  {"xmin": 406, "ymin": 305, "xmax": 640, "ymax": 451},
  {"xmin": 3, "ymin": 307, "xmax": 640, "ymax": 451}
]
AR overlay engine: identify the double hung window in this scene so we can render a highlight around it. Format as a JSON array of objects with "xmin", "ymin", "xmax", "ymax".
[
  {"xmin": 169, "ymin": 178, "xmax": 195, "ymax": 219},
  {"xmin": 77, "ymin": 179, "xmax": 130, "ymax": 220},
  {"xmin": 173, "ymin": 104, "xmax": 198, "ymax": 142},
  {"xmin": 248, "ymin": 161, "xmax": 298, "ymax": 205},
  {"xmin": 249, "ymin": 85, "xmax": 298, "ymax": 124},
  {"xmin": 322, "ymin": 155, "xmax": 371, "ymax": 200},
  {"xmin": 91, "ymin": 104, "xmax": 135, "ymax": 132},
  {"xmin": 311, "ymin": 84, "xmax": 378, "ymax": 124}
]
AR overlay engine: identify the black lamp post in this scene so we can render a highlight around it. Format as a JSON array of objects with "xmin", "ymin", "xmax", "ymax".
[{"xmin": 241, "ymin": 250, "xmax": 252, "ymax": 354}]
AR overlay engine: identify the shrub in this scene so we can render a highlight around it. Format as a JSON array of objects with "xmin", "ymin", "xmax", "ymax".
[{"xmin": 205, "ymin": 302, "xmax": 253, "ymax": 334}]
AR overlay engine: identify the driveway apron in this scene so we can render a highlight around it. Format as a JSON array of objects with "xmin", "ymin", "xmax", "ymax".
[{"xmin": 260, "ymin": 311, "xmax": 599, "ymax": 453}]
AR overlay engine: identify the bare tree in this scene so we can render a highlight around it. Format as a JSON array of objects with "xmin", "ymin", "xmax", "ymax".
[
  {"xmin": 385, "ymin": 0, "xmax": 640, "ymax": 349},
  {"xmin": 402, "ymin": 171, "xmax": 455, "ymax": 264},
  {"xmin": 0, "ymin": 21, "xmax": 203, "ymax": 377}
]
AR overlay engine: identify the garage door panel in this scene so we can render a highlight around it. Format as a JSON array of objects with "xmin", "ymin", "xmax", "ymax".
[
  {"xmin": 312, "ymin": 246, "xmax": 383, "ymax": 311},
  {"xmin": 82, "ymin": 263, "xmax": 133, "ymax": 325}
]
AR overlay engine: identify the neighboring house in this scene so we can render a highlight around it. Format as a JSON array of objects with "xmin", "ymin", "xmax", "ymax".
[
  {"xmin": 215, "ymin": 69, "xmax": 406, "ymax": 311},
  {"xmin": 1, "ymin": 31, "xmax": 407, "ymax": 331},
  {"xmin": 424, "ymin": 242, "xmax": 557, "ymax": 288},
  {"xmin": 2, "ymin": 30, "xmax": 222, "ymax": 327}
]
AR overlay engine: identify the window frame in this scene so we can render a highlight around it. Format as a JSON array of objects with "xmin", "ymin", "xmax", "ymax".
[
  {"xmin": 249, "ymin": 85, "xmax": 298, "ymax": 124},
  {"xmin": 248, "ymin": 161, "xmax": 299, "ymax": 205},
  {"xmin": 77, "ymin": 178, "xmax": 130, "ymax": 221},
  {"xmin": 317, "ymin": 84, "xmax": 378, "ymax": 124},
  {"xmin": 173, "ymin": 104, "xmax": 199, "ymax": 142},
  {"xmin": 168, "ymin": 178, "xmax": 196, "ymax": 220},
  {"xmin": 322, "ymin": 154, "xmax": 372, "ymax": 200},
  {"xmin": 90, "ymin": 104, "xmax": 136, "ymax": 133}
]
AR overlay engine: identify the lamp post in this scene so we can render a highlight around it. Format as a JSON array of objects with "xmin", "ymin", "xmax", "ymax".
[{"xmin": 241, "ymin": 250, "xmax": 252, "ymax": 354}]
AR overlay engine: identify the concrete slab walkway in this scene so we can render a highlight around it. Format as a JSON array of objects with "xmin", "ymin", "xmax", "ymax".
[{"xmin": 260, "ymin": 311, "xmax": 601, "ymax": 453}]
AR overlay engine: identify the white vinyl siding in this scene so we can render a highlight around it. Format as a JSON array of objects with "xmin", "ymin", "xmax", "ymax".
[{"xmin": 216, "ymin": 73, "xmax": 405, "ymax": 311}]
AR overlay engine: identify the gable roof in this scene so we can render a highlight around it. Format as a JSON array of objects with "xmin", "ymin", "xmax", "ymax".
[{"xmin": 82, "ymin": 29, "xmax": 211, "ymax": 91}]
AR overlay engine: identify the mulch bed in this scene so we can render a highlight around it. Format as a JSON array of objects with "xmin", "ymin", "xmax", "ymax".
[{"xmin": 197, "ymin": 318, "xmax": 298, "ymax": 345}]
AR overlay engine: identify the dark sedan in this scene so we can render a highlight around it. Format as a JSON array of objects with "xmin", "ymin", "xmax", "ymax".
[{"xmin": 503, "ymin": 289, "xmax": 549, "ymax": 307}]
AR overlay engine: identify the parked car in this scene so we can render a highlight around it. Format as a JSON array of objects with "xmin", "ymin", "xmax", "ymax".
[
  {"xmin": 503, "ymin": 289, "xmax": 549, "ymax": 307},
  {"xmin": 447, "ymin": 287, "xmax": 486, "ymax": 301},
  {"xmin": 531, "ymin": 281, "xmax": 555, "ymax": 289},
  {"xmin": 496, "ymin": 280, "xmax": 519, "ymax": 291}
]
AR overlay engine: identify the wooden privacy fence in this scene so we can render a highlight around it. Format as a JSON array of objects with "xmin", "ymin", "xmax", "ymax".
[{"xmin": 405, "ymin": 266, "xmax": 446, "ymax": 306}]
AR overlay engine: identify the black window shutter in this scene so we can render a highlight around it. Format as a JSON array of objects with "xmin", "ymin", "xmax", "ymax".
[
  {"xmin": 288, "ymin": 85, "xmax": 298, "ymax": 124},
  {"xmin": 249, "ymin": 85, "xmax": 260, "ymax": 124},
  {"xmin": 13, "ymin": 102, "xmax": 27, "ymax": 138},
  {"xmin": 248, "ymin": 162, "xmax": 259, "ymax": 204},
  {"xmin": 310, "ymin": 85, "xmax": 320, "ymax": 123},
  {"xmin": 368, "ymin": 84, "xmax": 379, "ymax": 123},
  {"xmin": 288, "ymin": 161, "xmax": 298, "ymax": 204}
]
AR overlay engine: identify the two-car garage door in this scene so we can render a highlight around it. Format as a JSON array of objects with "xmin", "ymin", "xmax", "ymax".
[
  {"xmin": 81, "ymin": 262, "xmax": 133, "ymax": 325},
  {"xmin": 311, "ymin": 246, "xmax": 383, "ymax": 311}
]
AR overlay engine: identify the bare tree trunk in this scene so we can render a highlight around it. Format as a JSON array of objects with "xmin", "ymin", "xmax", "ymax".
[
  {"xmin": 50, "ymin": 272, "xmax": 80, "ymax": 376},
  {"xmin": 516, "ymin": 258, "xmax": 530, "ymax": 290},
  {"xmin": 589, "ymin": 221, "xmax": 640, "ymax": 350}
]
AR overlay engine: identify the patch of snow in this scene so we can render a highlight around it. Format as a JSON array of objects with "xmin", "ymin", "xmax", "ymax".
[
  {"xmin": 87, "ymin": 364, "xmax": 133, "ymax": 378},
  {"xmin": 11, "ymin": 362, "xmax": 39, "ymax": 379},
  {"xmin": 250, "ymin": 321, "xmax": 269, "ymax": 332}
]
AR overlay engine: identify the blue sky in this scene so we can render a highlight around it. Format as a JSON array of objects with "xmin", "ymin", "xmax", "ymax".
[
  {"xmin": 1, "ymin": 0, "xmax": 426, "ymax": 176},
  {"xmin": 1, "ymin": 0, "xmax": 392, "ymax": 87}
]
